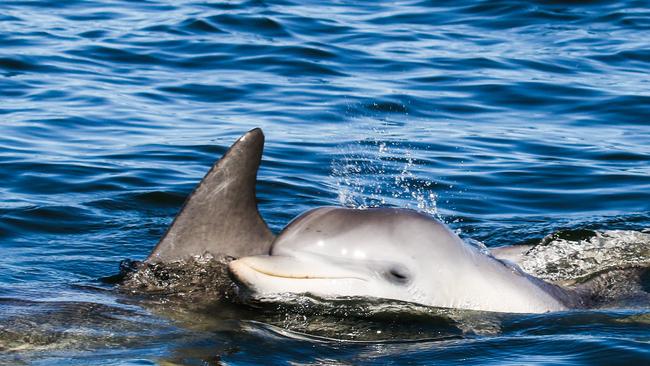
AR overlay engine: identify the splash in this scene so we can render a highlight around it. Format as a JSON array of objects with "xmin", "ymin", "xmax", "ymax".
[
  {"xmin": 331, "ymin": 130, "xmax": 439, "ymax": 217},
  {"xmin": 519, "ymin": 229, "xmax": 650, "ymax": 283},
  {"xmin": 117, "ymin": 254, "xmax": 236, "ymax": 302}
]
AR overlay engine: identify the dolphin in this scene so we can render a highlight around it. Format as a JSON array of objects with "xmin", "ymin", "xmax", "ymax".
[
  {"xmin": 146, "ymin": 128, "xmax": 578, "ymax": 314},
  {"xmin": 228, "ymin": 207, "xmax": 577, "ymax": 313}
]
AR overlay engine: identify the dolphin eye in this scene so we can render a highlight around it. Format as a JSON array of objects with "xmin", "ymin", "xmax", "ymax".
[{"xmin": 384, "ymin": 266, "xmax": 411, "ymax": 285}]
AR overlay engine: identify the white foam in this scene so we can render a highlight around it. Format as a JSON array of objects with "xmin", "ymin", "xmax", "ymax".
[{"xmin": 519, "ymin": 229, "xmax": 650, "ymax": 282}]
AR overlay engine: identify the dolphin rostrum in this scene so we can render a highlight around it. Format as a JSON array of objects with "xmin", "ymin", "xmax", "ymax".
[{"xmin": 146, "ymin": 128, "xmax": 578, "ymax": 313}]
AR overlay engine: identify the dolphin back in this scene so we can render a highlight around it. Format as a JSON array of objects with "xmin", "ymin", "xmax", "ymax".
[{"xmin": 146, "ymin": 128, "xmax": 275, "ymax": 263}]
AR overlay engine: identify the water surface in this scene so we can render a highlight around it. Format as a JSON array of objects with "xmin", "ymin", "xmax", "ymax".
[{"xmin": 1, "ymin": 0, "xmax": 649, "ymax": 364}]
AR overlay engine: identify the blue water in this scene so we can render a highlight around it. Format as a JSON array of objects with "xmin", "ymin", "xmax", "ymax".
[{"xmin": 1, "ymin": 0, "xmax": 649, "ymax": 364}]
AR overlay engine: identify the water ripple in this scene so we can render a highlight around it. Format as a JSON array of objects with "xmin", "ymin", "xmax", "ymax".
[{"xmin": 1, "ymin": 0, "xmax": 649, "ymax": 364}]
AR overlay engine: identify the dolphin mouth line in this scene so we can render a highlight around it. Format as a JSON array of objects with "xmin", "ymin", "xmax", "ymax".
[{"xmin": 230, "ymin": 257, "xmax": 368, "ymax": 282}]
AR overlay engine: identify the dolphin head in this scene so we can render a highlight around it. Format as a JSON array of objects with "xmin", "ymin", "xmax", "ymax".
[
  {"xmin": 229, "ymin": 207, "xmax": 569, "ymax": 313},
  {"xmin": 228, "ymin": 207, "xmax": 476, "ymax": 307}
]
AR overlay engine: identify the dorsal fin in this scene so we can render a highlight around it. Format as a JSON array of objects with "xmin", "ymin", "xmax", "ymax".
[{"xmin": 146, "ymin": 128, "xmax": 275, "ymax": 263}]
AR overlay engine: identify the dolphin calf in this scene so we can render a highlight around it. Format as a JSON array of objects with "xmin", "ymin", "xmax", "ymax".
[
  {"xmin": 229, "ymin": 207, "xmax": 576, "ymax": 313},
  {"xmin": 146, "ymin": 128, "xmax": 578, "ymax": 314}
]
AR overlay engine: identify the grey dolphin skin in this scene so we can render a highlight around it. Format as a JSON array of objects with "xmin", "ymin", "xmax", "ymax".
[
  {"xmin": 146, "ymin": 128, "xmax": 577, "ymax": 313},
  {"xmin": 147, "ymin": 128, "xmax": 274, "ymax": 263}
]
